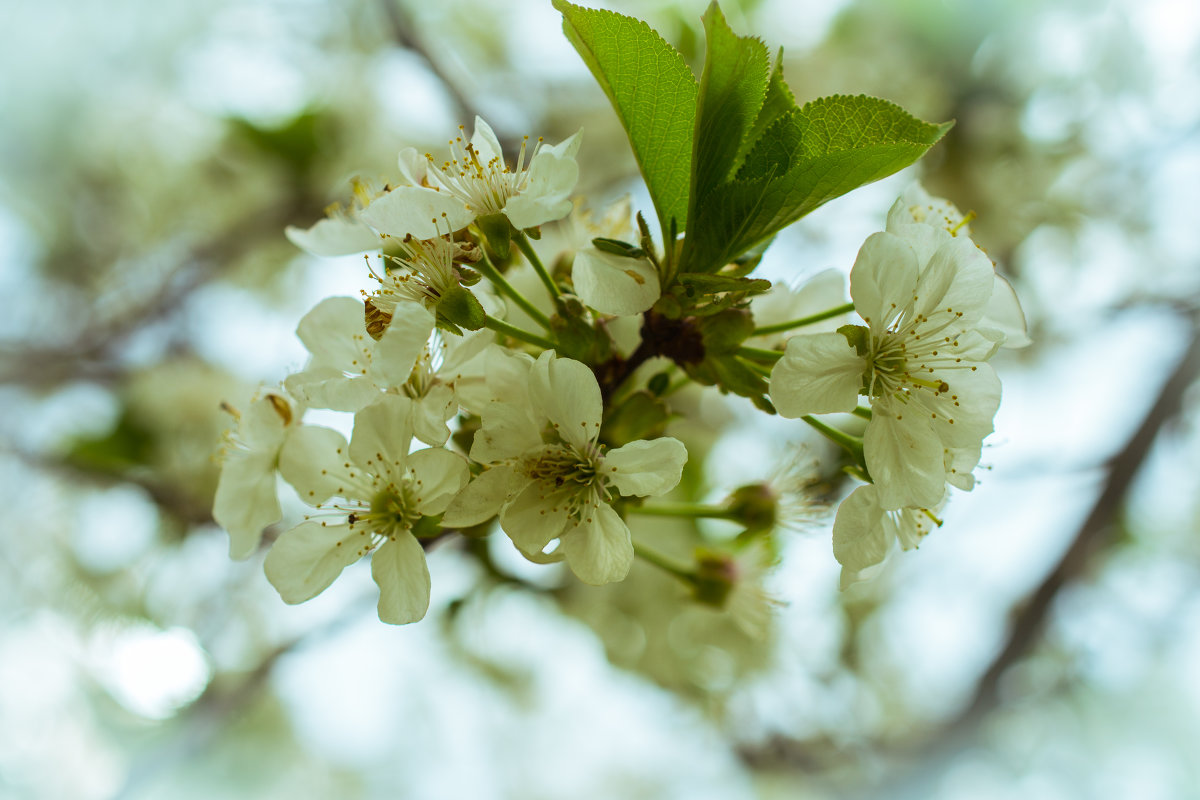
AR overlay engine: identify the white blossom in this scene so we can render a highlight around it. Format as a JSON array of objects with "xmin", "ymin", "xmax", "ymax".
[
  {"xmin": 213, "ymin": 391, "xmax": 302, "ymax": 559},
  {"xmin": 832, "ymin": 484, "xmax": 944, "ymax": 588},
  {"xmin": 887, "ymin": 183, "xmax": 1030, "ymax": 349},
  {"xmin": 770, "ymin": 226, "xmax": 1001, "ymax": 509},
  {"xmin": 442, "ymin": 349, "xmax": 688, "ymax": 585},
  {"xmin": 284, "ymin": 296, "xmax": 434, "ymax": 413},
  {"xmin": 265, "ymin": 395, "xmax": 469, "ymax": 624},
  {"xmin": 360, "ymin": 117, "xmax": 583, "ymax": 240},
  {"xmin": 285, "ymin": 178, "xmax": 385, "ymax": 257}
]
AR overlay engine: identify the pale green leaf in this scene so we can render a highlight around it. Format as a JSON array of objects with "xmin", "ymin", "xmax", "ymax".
[
  {"xmin": 685, "ymin": 95, "xmax": 953, "ymax": 273},
  {"xmin": 554, "ymin": 0, "xmax": 697, "ymax": 238}
]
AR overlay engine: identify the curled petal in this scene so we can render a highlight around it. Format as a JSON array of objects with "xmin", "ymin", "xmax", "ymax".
[{"xmin": 572, "ymin": 248, "xmax": 660, "ymax": 316}]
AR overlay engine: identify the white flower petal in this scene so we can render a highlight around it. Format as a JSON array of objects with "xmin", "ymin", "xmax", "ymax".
[
  {"xmin": 559, "ymin": 502, "xmax": 633, "ymax": 585},
  {"xmin": 366, "ymin": 301, "xmax": 434, "ymax": 389},
  {"xmin": 406, "ymin": 447, "xmax": 470, "ymax": 515},
  {"xmin": 349, "ymin": 395, "xmax": 414, "ymax": 476},
  {"xmin": 396, "ymin": 147, "xmax": 428, "ymax": 185},
  {"xmin": 411, "ymin": 383, "xmax": 456, "ymax": 446},
  {"xmin": 500, "ymin": 480, "xmax": 572, "ymax": 556},
  {"xmin": 604, "ymin": 437, "xmax": 688, "ymax": 497},
  {"xmin": 296, "ymin": 297, "xmax": 371, "ymax": 370},
  {"xmin": 285, "ymin": 217, "xmax": 381, "ymax": 257},
  {"xmin": 572, "ymin": 248, "xmax": 660, "ymax": 316},
  {"xmin": 864, "ymin": 409, "xmax": 946, "ymax": 510},
  {"xmin": 769, "ymin": 332, "xmax": 864, "ymax": 417},
  {"xmin": 469, "ymin": 116, "xmax": 504, "ymax": 164},
  {"xmin": 924, "ymin": 362, "xmax": 1001, "ymax": 448},
  {"xmin": 441, "ymin": 465, "xmax": 523, "ymax": 527},
  {"xmin": 911, "ymin": 236, "xmax": 994, "ymax": 324},
  {"xmin": 750, "ymin": 269, "xmax": 848, "ymax": 348},
  {"xmin": 278, "ymin": 425, "xmax": 356, "ymax": 505},
  {"xmin": 529, "ymin": 351, "xmax": 602, "ymax": 450},
  {"xmin": 213, "ymin": 451, "xmax": 280, "ymax": 559},
  {"xmin": 831, "ymin": 486, "xmax": 890, "ymax": 573},
  {"xmin": 371, "ymin": 532, "xmax": 431, "ymax": 625},
  {"xmin": 850, "ymin": 232, "xmax": 918, "ymax": 335},
  {"xmin": 358, "ymin": 185, "xmax": 475, "ymax": 240},
  {"xmin": 980, "ymin": 274, "xmax": 1031, "ymax": 348},
  {"xmin": 264, "ymin": 521, "xmax": 362, "ymax": 604},
  {"xmin": 285, "ymin": 367, "xmax": 379, "ymax": 412}
]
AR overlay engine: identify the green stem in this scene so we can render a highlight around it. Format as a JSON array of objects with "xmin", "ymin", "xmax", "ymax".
[
  {"xmin": 475, "ymin": 248, "xmax": 553, "ymax": 330},
  {"xmin": 753, "ymin": 302, "xmax": 855, "ymax": 336},
  {"xmin": 852, "ymin": 405, "xmax": 873, "ymax": 420},
  {"xmin": 514, "ymin": 232, "xmax": 561, "ymax": 300},
  {"xmin": 483, "ymin": 316, "xmax": 555, "ymax": 350},
  {"xmin": 801, "ymin": 414, "xmax": 864, "ymax": 458},
  {"xmin": 629, "ymin": 502, "xmax": 738, "ymax": 520},
  {"xmin": 632, "ymin": 542, "xmax": 696, "ymax": 584},
  {"xmin": 736, "ymin": 345, "xmax": 784, "ymax": 363}
]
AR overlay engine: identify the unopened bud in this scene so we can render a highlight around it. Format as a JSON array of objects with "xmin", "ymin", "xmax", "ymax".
[
  {"xmin": 726, "ymin": 483, "xmax": 778, "ymax": 534},
  {"xmin": 692, "ymin": 550, "xmax": 738, "ymax": 609}
]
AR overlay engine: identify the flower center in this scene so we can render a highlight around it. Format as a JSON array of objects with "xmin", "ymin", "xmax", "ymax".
[
  {"xmin": 523, "ymin": 444, "xmax": 600, "ymax": 489},
  {"xmin": 348, "ymin": 487, "xmax": 419, "ymax": 540}
]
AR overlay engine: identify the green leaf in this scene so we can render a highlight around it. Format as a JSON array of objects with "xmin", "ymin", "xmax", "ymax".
[
  {"xmin": 554, "ymin": 0, "xmax": 697, "ymax": 239},
  {"xmin": 732, "ymin": 48, "xmax": 797, "ymax": 174},
  {"xmin": 685, "ymin": 95, "xmax": 953, "ymax": 273},
  {"xmin": 689, "ymin": 3, "xmax": 770, "ymax": 218}
]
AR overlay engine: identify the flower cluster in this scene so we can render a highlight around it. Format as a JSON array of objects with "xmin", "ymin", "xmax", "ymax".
[
  {"xmin": 769, "ymin": 184, "xmax": 1027, "ymax": 585},
  {"xmin": 215, "ymin": 106, "xmax": 1025, "ymax": 623}
]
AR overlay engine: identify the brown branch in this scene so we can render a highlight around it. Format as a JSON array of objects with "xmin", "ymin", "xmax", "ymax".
[
  {"xmin": 376, "ymin": 0, "xmax": 476, "ymax": 129},
  {"xmin": 950, "ymin": 317, "xmax": 1200, "ymax": 729}
]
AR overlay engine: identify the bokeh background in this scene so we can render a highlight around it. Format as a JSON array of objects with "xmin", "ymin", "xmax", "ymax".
[{"xmin": 2, "ymin": 0, "xmax": 1199, "ymax": 797}]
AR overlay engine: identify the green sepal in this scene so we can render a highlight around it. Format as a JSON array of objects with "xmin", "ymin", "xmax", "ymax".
[
  {"xmin": 456, "ymin": 266, "xmax": 482, "ymax": 287},
  {"xmin": 438, "ymin": 284, "xmax": 487, "ymax": 331},
  {"xmin": 837, "ymin": 323, "xmax": 870, "ymax": 355},
  {"xmin": 477, "ymin": 213, "xmax": 512, "ymax": 259}
]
